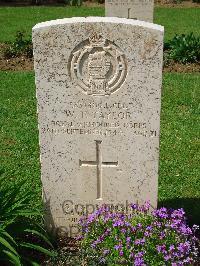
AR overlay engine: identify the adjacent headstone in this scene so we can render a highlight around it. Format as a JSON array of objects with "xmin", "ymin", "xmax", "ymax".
[
  {"xmin": 33, "ymin": 17, "xmax": 164, "ymax": 237},
  {"xmin": 105, "ymin": 0, "xmax": 154, "ymax": 22}
]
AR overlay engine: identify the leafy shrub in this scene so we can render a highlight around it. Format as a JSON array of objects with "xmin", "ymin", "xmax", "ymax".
[
  {"xmin": 4, "ymin": 31, "xmax": 33, "ymax": 59},
  {"xmin": 0, "ymin": 177, "xmax": 55, "ymax": 265},
  {"xmin": 164, "ymin": 33, "xmax": 200, "ymax": 64},
  {"xmin": 78, "ymin": 202, "xmax": 199, "ymax": 265},
  {"xmin": 172, "ymin": 0, "xmax": 183, "ymax": 4},
  {"xmin": 64, "ymin": 0, "xmax": 82, "ymax": 6},
  {"xmin": 32, "ymin": 0, "xmax": 43, "ymax": 4},
  {"xmin": 96, "ymin": 0, "xmax": 105, "ymax": 4}
]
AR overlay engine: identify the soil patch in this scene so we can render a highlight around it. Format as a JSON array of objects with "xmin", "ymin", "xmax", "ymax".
[
  {"xmin": 0, "ymin": 0, "xmax": 199, "ymax": 8},
  {"xmin": 0, "ymin": 56, "xmax": 33, "ymax": 71},
  {"xmin": 42, "ymin": 237, "xmax": 83, "ymax": 266},
  {"xmin": 164, "ymin": 62, "xmax": 200, "ymax": 73},
  {"xmin": 0, "ymin": 43, "xmax": 33, "ymax": 71},
  {"xmin": 155, "ymin": 0, "xmax": 200, "ymax": 8}
]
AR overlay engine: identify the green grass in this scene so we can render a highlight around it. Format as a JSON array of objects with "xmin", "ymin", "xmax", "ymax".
[
  {"xmin": 155, "ymin": 7, "xmax": 200, "ymax": 40},
  {"xmin": 0, "ymin": 6, "xmax": 104, "ymax": 43},
  {"xmin": 0, "ymin": 71, "xmax": 199, "ymax": 224},
  {"xmin": 0, "ymin": 6, "xmax": 200, "ymax": 42},
  {"xmin": 0, "ymin": 72, "xmax": 41, "ymax": 205},
  {"xmin": 159, "ymin": 73, "xmax": 200, "ymax": 225}
]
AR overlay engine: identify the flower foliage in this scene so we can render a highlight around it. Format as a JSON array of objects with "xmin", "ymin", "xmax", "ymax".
[
  {"xmin": 4, "ymin": 31, "xmax": 33, "ymax": 59},
  {"xmin": 78, "ymin": 202, "xmax": 199, "ymax": 266},
  {"xmin": 0, "ymin": 176, "xmax": 55, "ymax": 265},
  {"xmin": 164, "ymin": 33, "xmax": 200, "ymax": 64}
]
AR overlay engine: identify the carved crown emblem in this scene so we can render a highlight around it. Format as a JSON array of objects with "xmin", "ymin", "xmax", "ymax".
[{"xmin": 89, "ymin": 34, "xmax": 106, "ymax": 47}]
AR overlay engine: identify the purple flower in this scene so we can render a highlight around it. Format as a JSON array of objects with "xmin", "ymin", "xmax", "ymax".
[
  {"xmin": 126, "ymin": 237, "xmax": 131, "ymax": 243},
  {"xmin": 144, "ymin": 231, "xmax": 151, "ymax": 237},
  {"xmin": 131, "ymin": 226, "xmax": 136, "ymax": 232},
  {"xmin": 153, "ymin": 221, "xmax": 162, "ymax": 228},
  {"xmin": 75, "ymin": 235, "xmax": 83, "ymax": 240},
  {"xmin": 135, "ymin": 238, "xmax": 145, "ymax": 245},
  {"xmin": 178, "ymin": 224, "xmax": 192, "ymax": 235},
  {"xmin": 173, "ymin": 252, "xmax": 179, "ymax": 258},
  {"xmin": 91, "ymin": 241, "xmax": 97, "ymax": 248},
  {"xmin": 134, "ymin": 257, "xmax": 145, "ymax": 266},
  {"xmin": 134, "ymin": 255, "xmax": 145, "ymax": 266},
  {"xmin": 135, "ymin": 239, "xmax": 140, "ymax": 245},
  {"xmin": 164, "ymin": 254, "xmax": 171, "ymax": 261},
  {"xmin": 143, "ymin": 201, "xmax": 151, "ymax": 211},
  {"xmin": 144, "ymin": 225, "xmax": 153, "ymax": 236},
  {"xmin": 146, "ymin": 225, "xmax": 153, "ymax": 231},
  {"xmin": 113, "ymin": 219, "xmax": 124, "ymax": 227},
  {"xmin": 114, "ymin": 244, "xmax": 122, "ymax": 250},
  {"xmin": 94, "ymin": 208, "xmax": 102, "ymax": 216},
  {"xmin": 104, "ymin": 228, "xmax": 111, "ymax": 235},
  {"xmin": 125, "ymin": 221, "xmax": 131, "ymax": 226},
  {"xmin": 130, "ymin": 252, "xmax": 134, "ymax": 258},
  {"xmin": 159, "ymin": 231, "xmax": 166, "ymax": 239},
  {"xmin": 137, "ymin": 223, "xmax": 142, "ymax": 229},
  {"xmin": 171, "ymin": 208, "xmax": 185, "ymax": 219},
  {"xmin": 94, "ymin": 235, "xmax": 104, "ymax": 243},
  {"xmin": 99, "ymin": 257, "xmax": 106, "ymax": 263},
  {"xmin": 131, "ymin": 203, "xmax": 139, "ymax": 210},
  {"xmin": 169, "ymin": 244, "xmax": 175, "ymax": 252},
  {"xmin": 183, "ymin": 257, "xmax": 193, "ymax": 264},
  {"xmin": 192, "ymin": 224, "xmax": 199, "ymax": 232},
  {"xmin": 156, "ymin": 244, "xmax": 167, "ymax": 254},
  {"xmin": 103, "ymin": 249, "xmax": 110, "ymax": 255},
  {"xmin": 177, "ymin": 242, "xmax": 190, "ymax": 254},
  {"xmin": 119, "ymin": 250, "xmax": 124, "ymax": 256},
  {"xmin": 134, "ymin": 252, "xmax": 145, "ymax": 265},
  {"xmin": 135, "ymin": 251, "xmax": 145, "ymax": 259},
  {"xmin": 153, "ymin": 207, "xmax": 168, "ymax": 219},
  {"xmin": 121, "ymin": 228, "xmax": 126, "ymax": 234},
  {"xmin": 87, "ymin": 213, "xmax": 95, "ymax": 224}
]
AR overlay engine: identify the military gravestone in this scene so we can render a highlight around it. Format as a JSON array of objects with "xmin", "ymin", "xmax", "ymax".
[
  {"xmin": 33, "ymin": 17, "xmax": 164, "ymax": 236},
  {"xmin": 105, "ymin": 0, "xmax": 154, "ymax": 22}
]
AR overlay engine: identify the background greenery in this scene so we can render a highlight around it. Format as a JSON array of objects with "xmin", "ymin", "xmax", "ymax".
[
  {"xmin": 0, "ymin": 7, "xmax": 200, "ymax": 42},
  {"xmin": 0, "ymin": 6, "xmax": 200, "ymax": 228}
]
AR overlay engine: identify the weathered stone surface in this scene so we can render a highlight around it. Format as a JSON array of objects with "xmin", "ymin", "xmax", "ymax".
[
  {"xmin": 33, "ymin": 17, "xmax": 164, "ymax": 236},
  {"xmin": 105, "ymin": 0, "xmax": 154, "ymax": 22}
]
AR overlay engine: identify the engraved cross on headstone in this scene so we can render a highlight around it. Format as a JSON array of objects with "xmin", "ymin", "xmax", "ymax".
[
  {"xmin": 128, "ymin": 8, "xmax": 131, "ymax": 19},
  {"xmin": 128, "ymin": 8, "xmax": 137, "ymax": 20},
  {"xmin": 79, "ymin": 140, "xmax": 118, "ymax": 200}
]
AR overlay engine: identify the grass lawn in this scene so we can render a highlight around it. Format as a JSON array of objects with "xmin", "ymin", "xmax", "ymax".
[
  {"xmin": 0, "ymin": 71, "xmax": 199, "ymax": 224},
  {"xmin": 0, "ymin": 6, "xmax": 200, "ymax": 42},
  {"xmin": 0, "ymin": 72, "xmax": 41, "ymax": 206}
]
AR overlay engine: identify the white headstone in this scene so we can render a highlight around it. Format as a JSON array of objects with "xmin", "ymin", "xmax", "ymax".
[
  {"xmin": 33, "ymin": 17, "xmax": 164, "ymax": 237},
  {"xmin": 105, "ymin": 0, "xmax": 154, "ymax": 22}
]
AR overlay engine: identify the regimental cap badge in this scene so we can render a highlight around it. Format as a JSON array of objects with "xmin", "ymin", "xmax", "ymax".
[{"xmin": 69, "ymin": 34, "xmax": 127, "ymax": 96}]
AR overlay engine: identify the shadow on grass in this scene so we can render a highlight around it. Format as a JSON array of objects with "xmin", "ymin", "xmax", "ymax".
[{"xmin": 158, "ymin": 198, "xmax": 200, "ymax": 226}]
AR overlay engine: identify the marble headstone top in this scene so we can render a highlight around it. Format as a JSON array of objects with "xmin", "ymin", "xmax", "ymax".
[{"xmin": 105, "ymin": 0, "xmax": 154, "ymax": 22}]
